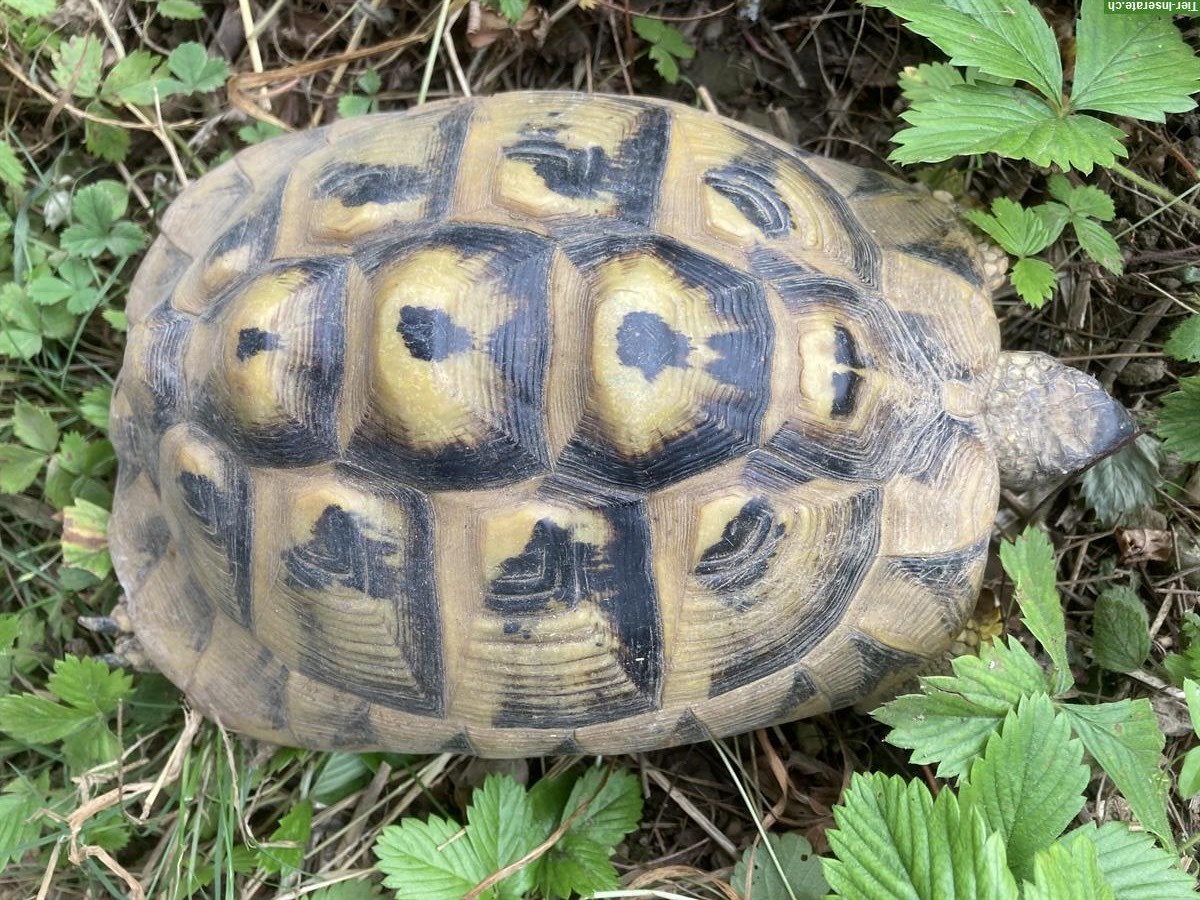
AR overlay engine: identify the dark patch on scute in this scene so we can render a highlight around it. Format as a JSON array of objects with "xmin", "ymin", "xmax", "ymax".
[
  {"xmin": 695, "ymin": 498, "xmax": 786, "ymax": 593},
  {"xmin": 899, "ymin": 241, "xmax": 985, "ymax": 290},
  {"xmin": 830, "ymin": 370, "xmax": 862, "ymax": 418},
  {"xmin": 777, "ymin": 666, "xmax": 818, "ymax": 716},
  {"xmin": 326, "ymin": 701, "xmax": 380, "ymax": 750},
  {"xmin": 704, "ymin": 162, "xmax": 794, "ymax": 237},
  {"xmin": 140, "ymin": 305, "xmax": 192, "ymax": 433},
  {"xmin": 205, "ymin": 180, "xmax": 283, "ymax": 274},
  {"xmin": 486, "ymin": 519, "xmax": 592, "ymax": 615},
  {"xmin": 505, "ymin": 106, "xmax": 670, "ymax": 226},
  {"xmin": 708, "ymin": 489, "xmax": 881, "ymax": 697},
  {"xmin": 671, "ymin": 709, "xmax": 713, "ymax": 744},
  {"xmin": 314, "ymin": 162, "xmax": 431, "ymax": 208},
  {"xmin": 827, "ymin": 630, "xmax": 923, "ymax": 709},
  {"xmin": 550, "ymin": 735, "xmax": 582, "ymax": 755},
  {"xmin": 175, "ymin": 459, "xmax": 253, "ymax": 627},
  {"xmin": 900, "ymin": 414, "xmax": 978, "ymax": 484},
  {"xmin": 889, "ymin": 535, "xmax": 988, "ymax": 627},
  {"xmin": 833, "ymin": 325, "xmax": 862, "ymax": 368},
  {"xmin": 236, "ymin": 327, "xmax": 280, "ymax": 361},
  {"xmin": 138, "ymin": 513, "xmax": 172, "ymax": 571},
  {"xmin": 848, "ymin": 167, "xmax": 906, "ymax": 197},
  {"xmin": 180, "ymin": 577, "xmax": 216, "ymax": 653},
  {"xmin": 397, "ymin": 305, "xmax": 473, "ymax": 362},
  {"xmin": 284, "ymin": 504, "xmax": 400, "ymax": 599},
  {"xmin": 897, "ymin": 312, "xmax": 976, "ymax": 382},
  {"xmin": 439, "ymin": 732, "xmax": 476, "ymax": 754},
  {"xmin": 616, "ymin": 311, "xmax": 691, "ymax": 381}
]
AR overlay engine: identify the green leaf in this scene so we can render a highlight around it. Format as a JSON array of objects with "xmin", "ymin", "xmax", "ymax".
[
  {"xmin": 875, "ymin": 638, "xmax": 1050, "ymax": 780},
  {"xmin": 1048, "ymin": 175, "xmax": 1115, "ymax": 220},
  {"xmin": 1080, "ymin": 434, "xmax": 1162, "ymax": 526},
  {"xmin": 1093, "ymin": 586, "xmax": 1150, "ymax": 673},
  {"xmin": 47, "ymin": 655, "xmax": 132, "ymax": 715},
  {"xmin": 63, "ymin": 717, "xmax": 121, "ymax": 770},
  {"xmin": 337, "ymin": 94, "xmax": 375, "ymax": 119},
  {"xmin": 999, "ymin": 527, "xmax": 1071, "ymax": 695},
  {"xmin": 465, "ymin": 775, "xmax": 537, "ymax": 898},
  {"xmin": 257, "ymin": 799, "xmax": 312, "ymax": 875},
  {"xmin": 156, "ymin": 0, "xmax": 204, "ymax": 19},
  {"xmin": 312, "ymin": 752, "xmax": 373, "ymax": 805},
  {"xmin": 79, "ymin": 385, "xmax": 113, "ymax": 431},
  {"xmin": 1059, "ymin": 821, "xmax": 1198, "ymax": 899},
  {"xmin": 1010, "ymin": 257, "xmax": 1056, "ymax": 307},
  {"xmin": 1023, "ymin": 837, "xmax": 1114, "ymax": 900},
  {"xmin": 374, "ymin": 814, "xmax": 489, "ymax": 900},
  {"xmin": 493, "ymin": 0, "xmax": 527, "ymax": 23},
  {"xmin": 1062, "ymin": 700, "xmax": 1171, "ymax": 846},
  {"xmin": 892, "ymin": 82, "xmax": 1126, "ymax": 174},
  {"xmin": 0, "ymin": 785, "xmax": 42, "ymax": 872},
  {"xmin": 0, "ymin": 139, "xmax": 27, "ymax": 192},
  {"xmin": 28, "ymin": 274, "xmax": 72, "ymax": 306},
  {"xmin": 632, "ymin": 15, "xmax": 664, "ymax": 43},
  {"xmin": 1178, "ymin": 747, "xmax": 1200, "ymax": 799},
  {"xmin": 102, "ymin": 309, "xmax": 127, "ymax": 332},
  {"xmin": 1164, "ymin": 613, "xmax": 1200, "ymax": 686},
  {"xmin": 0, "ymin": 326, "xmax": 41, "ymax": 359},
  {"xmin": 161, "ymin": 42, "xmax": 229, "ymax": 95},
  {"xmin": 648, "ymin": 46, "xmax": 681, "ymax": 84},
  {"xmin": 62, "ymin": 498, "xmax": 112, "ymax": 579},
  {"xmin": 102, "ymin": 50, "xmax": 168, "ymax": 105},
  {"xmin": 964, "ymin": 197, "xmax": 1060, "ymax": 257},
  {"xmin": 1071, "ymin": 0, "xmax": 1200, "ymax": 121},
  {"xmin": 733, "ymin": 832, "xmax": 828, "ymax": 900},
  {"xmin": 1184, "ymin": 679, "xmax": 1200, "ymax": 734},
  {"xmin": 0, "ymin": 692, "xmax": 91, "ymax": 743},
  {"xmin": 51, "ymin": 33, "xmax": 103, "ymax": 98},
  {"xmin": 959, "ymin": 695, "xmax": 1088, "ymax": 880},
  {"xmin": 1158, "ymin": 377, "xmax": 1200, "ymax": 462},
  {"xmin": 238, "ymin": 121, "xmax": 286, "ymax": 144},
  {"xmin": 307, "ymin": 883, "xmax": 386, "ymax": 900},
  {"xmin": 84, "ymin": 101, "xmax": 131, "ymax": 163},
  {"xmin": 1163, "ymin": 315, "xmax": 1200, "ymax": 363},
  {"xmin": 0, "ymin": 443, "xmax": 46, "ymax": 494},
  {"xmin": 356, "ymin": 69, "xmax": 382, "ymax": 94},
  {"xmin": 60, "ymin": 184, "xmax": 115, "ymax": 256},
  {"xmin": 12, "ymin": 399, "xmax": 59, "ymax": 453},
  {"xmin": 822, "ymin": 772, "xmax": 1019, "ymax": 899},
  {"xmin": 1, "ymin": 0, "xmax": 58, "ymax": 16},
  {"xmin": 1073, "ymin": 217, "xmax": 1123, "ymax": 274},
  {"xmin": 653, "ymin": 24, "xmax": 694, "ymax": 60},
  {"xmin": 898, "ymin": 62, "xmax": 967, "ymax": 104},
  {"xmin": 860, "ymin": 0, "xmax": 1062, "ymax": 102}
]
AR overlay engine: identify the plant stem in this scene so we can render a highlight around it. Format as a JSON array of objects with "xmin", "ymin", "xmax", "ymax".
[
  {"xmin": 1109, "ymin": 162, "xmax": 1200, "ymax": 224},
  {"xmin": 417, "ymin": 0, "xmax": 453, "ymax": 106}
]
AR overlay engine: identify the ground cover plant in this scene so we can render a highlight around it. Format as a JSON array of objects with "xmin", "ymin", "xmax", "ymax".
[{"xmin": 1, "ymin": 0, "xmax": 1198, "ymax": 896}]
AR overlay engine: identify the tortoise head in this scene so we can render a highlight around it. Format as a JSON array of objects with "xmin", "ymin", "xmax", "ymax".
[{"xmin": 982, "ymin": 351, "xmax": 1136, "ymax": 491}]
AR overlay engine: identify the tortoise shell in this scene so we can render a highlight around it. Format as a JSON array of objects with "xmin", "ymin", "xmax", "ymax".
[{"xmin": 110, "ymin": 91, "xmax": 1004, "ymax": 757}]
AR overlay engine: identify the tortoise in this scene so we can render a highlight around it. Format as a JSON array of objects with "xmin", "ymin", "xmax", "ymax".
[{"xmin": 109, "ymin": 91, "xmax": 1133, "ymax": 757}]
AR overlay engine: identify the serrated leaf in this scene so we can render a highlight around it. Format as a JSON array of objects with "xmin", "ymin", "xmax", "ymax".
[
  {"xmin": 875, "ymin": 638, "xmax": 1050, "ymax": 780},
  {"xmin": 1060, "ymin": 821, "xmax": 1197, "ymax": 898},
  {"xmin": 1023, "ymin": 838, "xmax": 1114, "ymax": 900},
  {"xmin": 308, "ymin": 882, "xmax": 385, "ymax": 900},
  {"xmin": 78, "ymin": 385, "xmax": 113, "ymax": 431},
  {"xmin": 102, "ymin": 50, "xmax": 167, "ymax": 105},
  {"xmin": 959, "ymin": 695, "xmax": 1088, "ymax": 880},
  {"xmin": 47, "ymin": 655, "xmax": 131, "ymax": 714},
  {"xmin": 0, "ymin": 139, "xmax": 27, "ymax": 192},
  {"xmin": 156, "ymin": 0, "xmax": 204, "ymax": 19},
  {"xmin": 964, "ymin": 197, "xmax": 1059, "ymax": 257},
  {"xmin": 1093, "ymin": 586, "xmax": 1150, "ymax": 673},
  {"xmin": 654, "ymin": 24, "xmax": 694, "ymax": 60},
  {"xmin": 632, "ymin": 15, "xmax": 664, "ymax": 42},
  {"xmin": 861, "ymin": 0, "xmax": 1062, "ymax": 102},
  {"xmin": 1073, "ymin": 217, "xmax": 1123, "ymax": 274},
  {"xmin": 0, "ymin": 327, "xmax": 41, "ymax": 359},
  {"xmin": 312, "ymin": 752, "xmax": 372, "ymax": 805},
  {"xmin": 999, "ymin": 527, "xmax": 1071, "ymax": 694},
  {"xmin": 374, "ymin": 815, "xmax": 489, "ymax": 900},
  {"xmin": 0, "ymin": 693, "xmax": 91, "ymax": 743},
  {"xmin": 822, "ymin": 772, "xmax": 1019, "ymax": 900},
  {"xmin": 62, "ymin": 498, "xmax": 111, "ymax": 579},
  {"xmin": 337, "ymin": 94, "xmax": 375, "ymax": 119},
  {"xmin": 538, "ymin": 833, "xmax": 621, "ymax": 898},
  {"xmin": 12, "ymin": 399, "xmax": 59, "ymax": 453},
  {"xmin": 1071, "ymin": 0, "xmax": 1200, "ymax": 121},
  {"xmin": 1158, "ymin": 378, "xmax": 1200, "ymax": 462},
  {"xmin": 0, "ymin": 788, "xmax": 41, "ymax": 872},
  {"xmin": 257, "ymin": 799, "xmax": 312, "ymax": 875},
  {"xmin": 51, "ymin": 34, "xmax": 103, "ymax": 98},
  {"xmin": 84, "ymin": 101, "xmax": 131, "ymax": 163},
  {"xmin": 1163, "ymin": 315, "xmax": 1200, "ymax": 363},
  {"xmin": 1062, "ymin": 700, "xmax": 1170, "ymax": 846},
  {"xmin": 898, "ymin": 62, "xmax": 967, "ymax": 104},
  {"xmin": 0, "ymin": 443, "xmax": 46, "ymax": 494},
  {"xmin": 102, "ymin": 309, "xmax": 127, "ymax": 332},
  {"xmin": 1011, "ymin": 258, "xmax": 1056, "ymax": 307},
  {"xmin": 63, "ymin": 717, "xmax": 121, "ymax": 770},
  {"xmin": 1047, "ymin": 175, "xmax": 1116, "ymax": 221},
  {"xmin": 1184, "ymin": 679, "xmax": 1200, "ymax": 735},
  {"xmin": 732, "ymin": 832, "xmax": 828, "ymax": 900},
  {"xmin": 648, "ymin": 46, "xmax": 680, "ymax": 84},
  {"xmin": 1081, "ymin": 434, "xmax": 1162, "ymax": 526},
  {"xmin": 2, "ymin": 0, "xmax": 57, "ymax": 16},
  {"xmin": 105, "ymin": 220, "xmax": 146, "ymax": 257},
  {"xmin": 465, "ymin": 775, "xmax": 536, "ymax": 898},
  {"xmin": 356, "ymin": 69, "xmax": 382, "ymax": 94},
  {"xmin": 27, "ymin": 274, "xmax": 72, "ymax": 306},
  {"xmin": 162, "ymin": 42, "xmax": 229, "ymax": 95},
  {"xmin": 494, "ymin": 0, "xmax": 527, "ymax": 23},
  {"xmin": 1163, "ymin": 613, "xmax": 1200, "ymax": 686},
  {"xmin": 892, "ymin": 82, "xmax": 1126, "ymax": 173}
]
